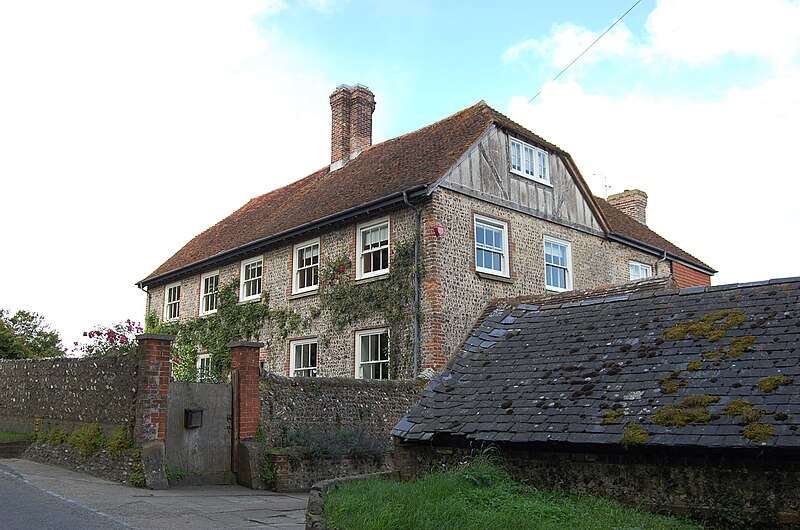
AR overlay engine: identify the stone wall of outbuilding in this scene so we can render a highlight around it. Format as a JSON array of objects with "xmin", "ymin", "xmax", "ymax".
[{"xmin": 392, "ymin": 442, "xmax": 800, "ymax": 529}]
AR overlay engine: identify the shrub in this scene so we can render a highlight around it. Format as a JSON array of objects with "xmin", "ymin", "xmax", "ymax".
[
  {"xmin": 283, "ymin": 426, "xmax": 389, "ymax": 463},
  {"xmin": 46, "ymin": 428, "xmax": 69, "ymax": 445},
  {"xmin": 67, "ymin": 423, "xmax": 106, "ymax": 458},
  {"xmin": 107, "ymin": 426, "xmax": 132, "ymax": 459}
]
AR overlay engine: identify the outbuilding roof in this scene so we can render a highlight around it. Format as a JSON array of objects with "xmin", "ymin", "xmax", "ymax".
[
  {"xmin": 139, "ymin": 101, "xmax": 711, "ymax": 286},
  {"xmin": 392, "ymin": 277, "xmax": 800, "ymax": 450}
]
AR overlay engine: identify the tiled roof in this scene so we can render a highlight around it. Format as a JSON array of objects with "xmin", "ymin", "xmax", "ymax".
[
  {"xmin": 595, "ymin": 197, "xmax": 714, "ymax": 272},
  {"xmin": 393, "ymin": 277, "xmax": 800, "ymax": 449},
  {"xmin": 140, "ymin": 101, "xmax": 709, "ymax": 285}
]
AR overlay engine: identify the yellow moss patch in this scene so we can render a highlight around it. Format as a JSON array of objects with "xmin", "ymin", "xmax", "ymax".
[
  {"xmin": 723, "ymin": 399, "xmax": 764, "ymax": 424},
  {"xmin": 621, "ymin": 423, "xmax": 649, "ymax": 446},
  {"xmin": 724, "ymin": 399, "xmax": 753, "ymax": 418},
  {"xmin": 742, "ymin": 422, "xmax": 774, "ymax": 442},
  {"xmin": 602, "ymin": 408, "xmax": 625, "ymax": 425},
  {"xmin": 663, "ymin": 309, "xmax": 746, "ymax": 343},
  {"xmin": 727, "ymin": 336, "xmax": 757, "ymax": 358},
  {"xmin": 687, "ymin": 360, "xmax": 703, "ymax": 371},
  {"xmin": 757, "ymin": 375, "xmax": 791, "ymax": 393},
  {"xmin": 659, "ymin": 372, "xmax": 687, "ymax": 394},
  {"xmin": 652, "ymin": 395, "xmax": 721, "ymax": 427}
]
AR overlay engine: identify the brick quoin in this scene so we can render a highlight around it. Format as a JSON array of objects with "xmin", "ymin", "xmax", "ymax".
[
  {"xmin": 230, "ymin": 342, "xmax": 263, "ymax": 440},
  {"xmin": 673, "ymin": 262, "xmax": 711, "ymax": 289},
  {"xmin": 135, "ymin": 334, "xmax": 175, "ymax": 443}
]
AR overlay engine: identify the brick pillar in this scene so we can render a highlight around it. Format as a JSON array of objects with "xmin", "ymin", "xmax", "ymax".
[
  {"xmin": 230, "ymin": 341, "xmax": 263, "ymax": 440},
  {"xmin": 134, "ymin": 334, "xmax": 175, "ymax": 444}
]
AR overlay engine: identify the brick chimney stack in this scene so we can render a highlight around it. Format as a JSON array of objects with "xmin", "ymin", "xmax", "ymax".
[
  {"xmin": 607, "ymin": 189, "xmax": 648, "ymax": 225},
  {"xmin": 330, "ymin": 84, "xmax": 375, "ymax": 168}
]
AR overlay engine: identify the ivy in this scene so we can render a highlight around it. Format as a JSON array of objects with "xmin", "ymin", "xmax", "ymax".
[
  {"xmin": 318, "ymin": 235, "xmax": 421, "ymax": 377},
  {"xmin": 147, "ymin": 280, "xmax": 312, "ymax": 380}
]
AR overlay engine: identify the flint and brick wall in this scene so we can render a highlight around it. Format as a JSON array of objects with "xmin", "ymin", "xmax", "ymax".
[
  {"xmin": 259, "ymin": 373, "xmax": 424, "ymax": 446},
  {"xmin": 393, "ymin": 443, "xmax": 800, "ymax": 528},
  {"xmin": 427, "ymin": 188, "xmax": 668, "ymax": 366},
  {"xmin": 146, "ymin": 208, "xmax": 419, "ymax": 379},
  {"xmin": 0, "ymin": 354, "xmax": 138, "ymax": 436}
]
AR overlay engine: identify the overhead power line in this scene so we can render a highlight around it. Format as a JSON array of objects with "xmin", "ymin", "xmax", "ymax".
[{"xmin": 528, "ymin": 0, "xmax": 643, "ymax": 103}]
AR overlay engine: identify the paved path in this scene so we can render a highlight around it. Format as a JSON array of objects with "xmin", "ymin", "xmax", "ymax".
[{"xmin": 0, "ymin": 459, "xmax": 308, "ymax": 530}]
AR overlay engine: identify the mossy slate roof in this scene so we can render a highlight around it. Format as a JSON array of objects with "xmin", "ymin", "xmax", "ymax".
[
  {"xmin": 392, "ymin": 277, "xmax": 800, "ymax": 449},
  {"xmin": 141, "ymin": 101, "xmax": 710, "ymax": 285}
]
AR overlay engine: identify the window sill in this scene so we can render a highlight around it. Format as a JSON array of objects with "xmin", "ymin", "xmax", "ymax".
[
  {"xmin": 289, "ymin": 289, "xmax": 319, "ymax": 300},
  {"xmin": 476, "ymin": 271, "xmax": 513, "ymax": 284},
  {"xmin": 510, "ymin": 170, "xmax": 553, "ymax": 187},
  {"xmin": 238, "ymin": 297, "xmax": 262, "ymax": 305},
  {"xmin": 354, "ymin": 273, "xmax": 389, "ymax": 285}
]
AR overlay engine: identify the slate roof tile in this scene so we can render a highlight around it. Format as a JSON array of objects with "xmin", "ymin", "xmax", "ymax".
[{"xmin": 395, "ymin": 278, "xmax": 800, "ymax": 450}]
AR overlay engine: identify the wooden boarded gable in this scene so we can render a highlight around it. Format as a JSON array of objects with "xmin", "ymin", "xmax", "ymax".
[{"xmin": 438, "ymin": 123, "xmax": 603, "ymax": 236}]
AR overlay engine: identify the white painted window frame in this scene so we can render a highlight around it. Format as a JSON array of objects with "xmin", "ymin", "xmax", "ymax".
[
  {"xmin": 474, "ymin": 214, "xmax": 510, "ymax": 278},
  {"xmin": 629, "ymin": 261, "xmax": 653, "ymax": 280},
  {"xmin": 289, "ymin": 338, "xmax": 318, "ymax": 378},
  {"xmin": 196, "ymin": 353, "xmax": 212, "ymax": 382},
  {"xmin": 543, "ymin": 235, "xmax": 572, "ymax": 292},
  {"xmin": 239, "ymin": 257, "xmax": 263, "ymax": 302},
  {"xmin": 199, "ymin": 271, "xmax": 220, "ymax": 316},
  {"xmin": 355, "ymin": 328, "xmax": 390, "ymax": 380},
  {"xmin": 164, "ymin": 282, "xmax": 181, "ymax": 321},
  {"xmin": 510, "ymin": 137, "xmax": 550, "ymax": 185},
  {"xmin": 292, "ymin": 239, "xmax": 320, "ymax": 294},
  {"xmin": 356, "ymin": 217, "xmax": 390, "ymax": 280}
]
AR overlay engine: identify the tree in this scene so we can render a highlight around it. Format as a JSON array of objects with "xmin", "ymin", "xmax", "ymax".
[{"xmin": 0, "ymin": 309, "xmax": 65, "ymax": 359}]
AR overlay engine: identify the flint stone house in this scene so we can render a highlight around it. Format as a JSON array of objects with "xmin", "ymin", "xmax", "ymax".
[
  {"xmin": 137, "ymin": 84, "xmax": 714, "ymax": 379},
  {"xmin": 392, "ymin": 277, "xmax": 800, "ymax": 526}
]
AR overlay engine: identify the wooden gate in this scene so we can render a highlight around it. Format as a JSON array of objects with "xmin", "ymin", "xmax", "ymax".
[{"xmin": 165, "ymin": 381, "xmax": 235, "ymax": 484}]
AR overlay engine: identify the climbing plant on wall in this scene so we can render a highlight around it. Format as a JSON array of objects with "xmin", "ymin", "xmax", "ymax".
[
  {"xmin": 318, "ymin": 235, "xmax": 421, "ymax": 377},
  {"xmin": 146, "ymin": 280, "xmax": 313, "ymax": 381}
]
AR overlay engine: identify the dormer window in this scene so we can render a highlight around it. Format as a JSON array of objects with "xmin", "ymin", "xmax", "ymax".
[{"xmin": 510, "ymin": 138, "xmax": 550, "ymax": 184}]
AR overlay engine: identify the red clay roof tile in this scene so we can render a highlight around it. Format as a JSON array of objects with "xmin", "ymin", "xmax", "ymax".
[{"xmin": 140, "ymin": 102, "xmax": 712, "ymax": 285}]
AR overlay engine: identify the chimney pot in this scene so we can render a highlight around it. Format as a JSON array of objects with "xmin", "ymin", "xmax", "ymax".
[{"xmin": 607, "ymin": 189, "xmax": 648, "ymax": 225}]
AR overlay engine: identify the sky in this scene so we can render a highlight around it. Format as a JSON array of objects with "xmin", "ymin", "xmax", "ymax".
[{"xmin": 2, "ymin": 0, "xmax": 799, "ymax": 352}]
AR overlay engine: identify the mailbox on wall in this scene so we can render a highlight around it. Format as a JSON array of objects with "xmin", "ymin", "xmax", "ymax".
[{"xmin": 184, "ymin": 408, "xmax": 204, "ymax": 429}]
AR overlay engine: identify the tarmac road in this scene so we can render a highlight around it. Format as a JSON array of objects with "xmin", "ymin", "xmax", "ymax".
[{"xmin": 0, "ymin": 459, "xmax": 307, "ymax": 529}]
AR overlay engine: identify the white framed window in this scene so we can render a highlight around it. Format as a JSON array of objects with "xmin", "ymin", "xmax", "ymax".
[
  {"xmin": 356, "ymin": 328, "xmax": 390, "ymax": 380},
  {"xmin": 474, "ymin": 215, "xmax": 509, "ymax": 277},
  {"xmin": 240, "ymin": 257, "xmax": 263, "ymax": 301},
  {"xmin": 164, "ymin": 282, "xmax": 181, "ymax": 321},
  {"xmin": 293, "ymin": 240, "xmax": 320, "ymax": 294},
  {"xmin": 544, "ymin": 236, "xmax": 572, "ymax": 291},
  {"xmin": 290, "ymin": 339, "xmax": 318, "ymax": 377},
  {"xmin": 356, "ymin": 218, "xmax": 390, "ymax": 279},
  {"xmin": 200, "ymin": 271, "xmax": 219, "ymax": 315},
  {"xmin": 196, "ymin": 353, "xmax": 212, "ymax": 382},
  {"xmin": 629, "ymin": 261, "xmax": 652, "ymax": 280},
  {"xmin": 510, "ymin": 137, "xmax": 550, "ymax": 184}
]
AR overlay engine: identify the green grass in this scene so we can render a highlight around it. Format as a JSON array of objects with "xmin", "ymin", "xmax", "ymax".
[
  {"xmin": 0, "ymin": 430, "xmax": 33, "ymax": 443},
  {"xmin": 324, "ymin": 460, "xmax": 704, "ymax": 530}
]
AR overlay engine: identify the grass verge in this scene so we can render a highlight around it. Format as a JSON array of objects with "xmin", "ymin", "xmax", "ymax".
[
  {"xmin": 0, "ymin": 430, "xmax": 33, "ymax": 443},
  {"xmin": 324, "ymin": 459, "xmax": 703, "ymax": 530}
]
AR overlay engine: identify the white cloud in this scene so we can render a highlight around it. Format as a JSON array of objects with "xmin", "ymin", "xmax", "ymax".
[
  {"xmin": 0, "ymin": 0, "xmax": 334, "ymax": 350},
  {"xmin": 508, "ymin": 70, "xmax": 800, "ymax": 285},
  {"xmin": 645, "ymin": 0, "xmax": 800, "ymax": 65},
  {"xmin": 502, "ymin": 22, "xmax": 634, "ymax": 69}
]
